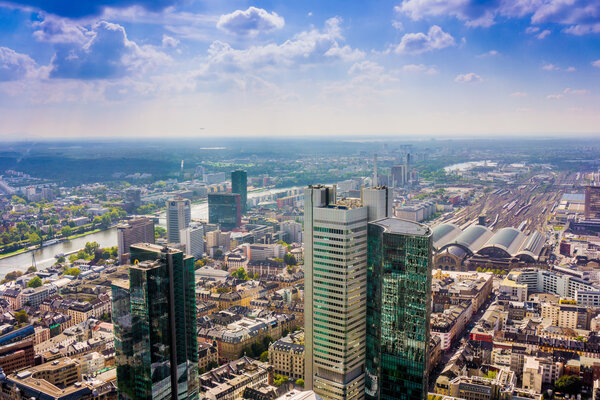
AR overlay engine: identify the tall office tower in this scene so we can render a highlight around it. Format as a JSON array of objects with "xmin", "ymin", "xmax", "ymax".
[
  {"xmin": 208, "ymin": 193, "xmax": 241, "ymax": 230},
  {"xmin": 125, "ymin": 188, "xmax": 142, "ymax": 208},
  {"xmin": 180, "ymin": 224, "xmax": 205, "ymax": 259},
  {"xmin": 117, "ymin": 217, "xmax": 155, "ymax": 264},
  {"xmin": 232, "ymin": 169, "xmax": 248, "ymax": 214},
  {"xmin": 585, "ymin": 186, "xmax": 600, "ymax": 219},
  {"xmin": 365, "ymin": 219, "xmax": 432, "ymax": 400},
  {"xmin": 373, "ymin": 154, "xmax": 378, "ymax": 187},
  {"xmin": 391, "ymin": 165, "xmax": 406, "ymax": 188},
  {"xmin": 113, "ymin": 243, "xmax": 198, "ymax": 400},
  {"xmin": 405, "ymin": 154, "xmax": 411, "ymax": 183},
  {"xmin": 167, "ymin": 197, "xmax": 191, "ymax": 244},
  {"xmin": 304, "ymin": 185, "xmax": 392, "ymax": 400}
]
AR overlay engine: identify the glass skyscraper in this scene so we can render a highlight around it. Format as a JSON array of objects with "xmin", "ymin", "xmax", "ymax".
[
  {"xmin": 113, "ymin": 243, "xmax": 198, "ymax": 400},
  {"xmin": 208, "ymin": 193, "xmax": 241, "ymax": 230},
  {"xmin": 231, "ymin": 169, "xmax": 247, "ymax": 214},
  {"xmin": 365, "ymin": 218, "xmax": 432, "ymax": 400}
]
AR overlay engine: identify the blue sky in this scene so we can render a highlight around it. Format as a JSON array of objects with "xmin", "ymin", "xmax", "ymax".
[{"xmin": 0, "ymin": 0, "xmax": 599, "ymax": 138}]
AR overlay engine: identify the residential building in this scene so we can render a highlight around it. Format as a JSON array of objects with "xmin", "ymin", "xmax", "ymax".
[
  {"xmin": 232, "ymin": 169, "xmax": 248, "ymax": 214},
  {"xmin": 209, "ymin": 193, "xmax": 242, "ymax": 230},
  {"xmin": 365, "ymin": 218, "xmax": 433, "ymax": 400},
  {"xmin": 269, "ymin": 330, "xmax": 305, "ymax": 381},
  {"xmin": 167, "ymin": 196, "xmax": 191, "ymax": 244},
  {"xmin": 0, "ymin": 339, "xmax": 35, "ymax": 374},
  {"xmin": 113, "ymin": 243, "xmax": 198, "ymax": 400},
  {"xmin": 117, "ymin": 217, "xmax": 155, "ymax": 263},
  {"xmin": 198, "ymin": 342, "xmax": 218, "ymax": 373},
  {"xmin": 198, "ymin": 356, "xmax": 270, "ymax": 400}
]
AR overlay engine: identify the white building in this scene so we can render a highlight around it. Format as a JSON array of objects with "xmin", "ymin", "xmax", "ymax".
[
  {"xmin": 180, "ymin": 224, "xmax": 205, "ymax": 259},
  {"xmin": 166, "ymin": 197, "xmax": 191, "ymax": 244}
]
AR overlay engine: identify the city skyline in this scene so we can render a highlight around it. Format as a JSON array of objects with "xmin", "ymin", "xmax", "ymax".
[{"xmin": 0, "ymin": 1, "xmax": 599, "ymax": 138}]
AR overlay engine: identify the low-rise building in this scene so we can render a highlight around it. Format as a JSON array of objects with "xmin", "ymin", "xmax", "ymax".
[
  {"xmin": 199, "ymin": 356, "xmax": 271, "ymax": 400},
  {"xmin": 268, "ymin": 331, "xmax": 304, "ymax": 381}
]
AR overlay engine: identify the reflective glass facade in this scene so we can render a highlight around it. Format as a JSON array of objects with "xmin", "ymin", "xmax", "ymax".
[
  {"xmin": 365, "ymin": 219, "xmax": 432, "ymax": 400},
  {"xmin": 208, "ymin": 193, "xmax": 241, "ymax": 230},
  {"xmin": 112, "ymin": 281, "xmax": 134, "ymax": 400},
  {"xmin": 113, "ymin": 244, "xmax": 198, "ymax": 400},
  {"xmin": 231, "ymin": 170, "xmax": 247, "ymax": 214}
]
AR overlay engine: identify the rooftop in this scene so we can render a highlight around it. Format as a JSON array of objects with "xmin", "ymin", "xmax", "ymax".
[{"xmin": 371, "ymin": 217, "xmax": 431, "ymax": 236}]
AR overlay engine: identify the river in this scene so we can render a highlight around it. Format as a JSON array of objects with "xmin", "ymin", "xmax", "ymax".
[{"xmin": 0, "ymin": 186, "xmax": 301, "ymax": 278}]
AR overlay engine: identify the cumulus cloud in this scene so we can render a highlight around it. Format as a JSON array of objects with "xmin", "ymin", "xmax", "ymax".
[
  {"xmin": 542, "ymin": 63, "xmax": 575, "ymax": 72},
  {"xmin": 50, "ymin": 21, "xmax": 170, "ymax": 79},
  {"xmin": 32, "ymin": 16, "xmax": 91, "ymax": 44},
  {"xmin": 205, "ymin": 17, "xmax": 362, "ymax": 71},
  {"xmin": 402, "ymin": 64, "xmax": 438, "ymax": 74},
  {"xmin": 593, "ymin": 60, "xmax": 600, "ymax": 68},
  {"xmin": 217, "ymin": 7, "xmax": 284, "ymax": 37},
  {"xmin": 162, "ymin": 35, "xmax": 179, "ymax": 48},
  {"xmin": 455, "ymin": 72, "xmax": 482, "ymax": 83},
  {"xmin": 0, "ymin": 47, "xmax": 40, "ymax": 81},
  {"xmin": 4, "ymin": 0, "xmax": 180, "ymax": 18},
  {"xmin": 525, "ymin": 26, "xmax": 540, "ymax": 34},
  {"xmin": 396, "ymin": 0, "xmax": 600, "ymax": 34},
  {"xmin": 394, "ymin": 25, "xmax": 455, "ymax": 54},
  {"xmin": 510, "ymin": 91, "xmax": 527, "ymax": 97},
  {"xmin": 537, "ymin": 29, "xmax": 551, "ymax": 39}
]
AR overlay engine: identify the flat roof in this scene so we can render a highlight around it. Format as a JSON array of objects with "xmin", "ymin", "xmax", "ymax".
[{"xmin": 371, "ymin": 217, "xmax": 430, "ymax": 236}]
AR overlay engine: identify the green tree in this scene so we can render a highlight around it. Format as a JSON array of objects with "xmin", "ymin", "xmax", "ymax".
[
  {"xmin": 295, "ymin": 378, "xmax": 304, "ymax": 388},
  {"xmin": 64, "ymin": 267, "xmax": 81, "ymax": 277},
  {"xmin": 84, "ymin": 241, "xmax": 100, "ymax": 255},
  {"xmin": 61, "ymin": 226, "xmax": 72, "ymax": 237},
  {"xmin": 28, "ymin": 232, "xmax": 41, "ymax": 245},
  {"xmin": 27, "ymin": 276, "xmax": 42, "ymax": 288},
  {"xmin": 14, "ymin": 310, "xmax": 28, "ymax": 324},
  {"xmin": 56, "ymin": 256, "xmax": 66, "ymax": 264},
  {"xmin": 155, "ymin": 226, "xmax": 166, "ymax": 238},
  {"xmin": 284, "ymin": 253, "xmax": 297, "ymax": 266},
  {"xmin": 26, "ymin": 265, "xmax": 37, "ymax": 274},
  {"xmin": 4, "ymin": 270, "xmax": 23, "ymax": 282},
  {"xmin": 232, "ymin": 267, "xmax": 249, "ymax": 280},
  {"xmin": 260, "ymin": 351, "xmax": 269, "ymax": 362},
  {"xmin": 273, "ymin": 374, "xmax": 289, "ymax": 387},
  {"xmin": 554, "ymin": 375, "xmax": 582, "ymax": 395}
]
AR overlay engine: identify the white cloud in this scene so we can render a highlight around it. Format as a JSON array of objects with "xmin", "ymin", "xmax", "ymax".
[
  {"xmin": 525, "ymin": 26, "xmax": 540, "ymax": 34},
  {"xmin": 537, "ymin": 29, "xmax": 551, "ymax": 39},
  {"xmin": 593, "ymin": 60, "xmax": 600, "ymax": 68},
  {"xmin": 546, "ymin": 94, "xmax": 563, "ymax": 99},
  {"xmin": 392, "ymin": 20, "xmax": 404, "ymax": 30},
  {"xmin": 402, "ymin": 64, "xmax": 438, "ymax": 74},
  {"xmin": 217, "ymin": 7, "xmax": 284, "ymax": 37},
  {"xmin": 32, "ymin": 16, "xmax": 91, "ymax": 44},
  {"xmin": 396, "ymin": 1, "xmax": 495, "ymax": 27},
  {"xmin": 563, "ymin": 23, "xmax": 600, "ymax": 35},
  {"xmin": 0, "ymin": 47, "xmax": 43, "ymax": 81},
  {"xmin": 564, "ymin": 88, "xmax": 588, "ymax": 95},
  {"xmin": 162, "ymin": 35, "xmax": 179, "ymax": 48},
  {"xmin": 565, "ymin": 66, "xmax": 576, "ymax": 72},
  {"xmin": 394, "ymin": 25, "xmax": 455, "ymax": 54},
  {"xmin": 455, "ymin": 72, "xmax": 482, "ymax": 83},
  {"xmin": 542, "ymin": 63, "xmax": 559, "ymax": 71},
  {"xmin": 510, "ymin": 91, "xmax": 527, "ymax": 97},
  {"xmin": 476, "ymin": 49, "xmax": 498, "ymax": 57},
  {"xmin": 205, "ymin": 17, "xmax": 362, "ymax": 71}
]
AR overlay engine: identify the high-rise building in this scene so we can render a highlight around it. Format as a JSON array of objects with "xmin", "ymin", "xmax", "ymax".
[
  {"xmin": 391, "ymin": 165, "xmax": 406, "ymax": 188},
  {"xmin": 232, "ymin": 169, "xmax": 248, "ymax": 214},
  {"xmin": 208, "ymin": 193, "xmax": 241, "ymax": 230},
  {"xmin": 365, "ymin": 218, "xmax": 433, "ymax": 400},
  {"xmin": 180, "ymin": 224, "xmax": 205, "ymax": 259},
  {"xmin": 117, "ymin": 217, "xmax": 155, "ymax": 264},
  {"xmin": 304, "ymin": 185, "xmax": 392, "ymax": 400},
  {"xmin": 113, "ymin": 243, "xmax": 198, "ymax": 400},
  {"xmin": 167, "ymin": 197, "xmax": 191, "ymax": 243},
  {"xmin": 585, "ymin": 186, "xmax": 600, "ymax": 219}
]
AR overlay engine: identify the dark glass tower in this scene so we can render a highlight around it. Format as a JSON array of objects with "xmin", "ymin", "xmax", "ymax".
[
  {"xmin": 365, "ymin": 218, "xmax": 432, "ymax": 400},
  {"xmin": 112, "ymin": 279, "xmax": 134, "ymax": 399},
  {"xmin": 113, "ymin": 243, "xmax": 198, "ymax": 400},
  {"xmin": 208, "ymin": 193, "xmax": 241, "ymax": 230},
  {"xmin": 231, "ymin": 169, "xmax": 247, "ymax": 214}
]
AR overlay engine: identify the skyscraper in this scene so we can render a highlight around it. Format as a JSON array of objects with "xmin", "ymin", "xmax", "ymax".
[
  {"xmin": 232, "ymin": 169, "xmax": 248, "ymax": 214},
  {"xmin": 180, "ymin": 224, "xmax": 205, "ymax": 259},
  {"xmin": 391, "ymin": 165, "xmax": 406, "ymax": 188},
  {"xmin": 167, "ymin": 197, "xmax": 191, "ymax": 244},
  {"xmin": 117, "ymin": 217, "xmax": 155, "ymax": 264},
  {"xmin": 208, "ymin": 193, "xmax": 241, "ymax": 230},
  {"xmin": 365, "ymin": 218, "xmax": 432, "ymax": 400},
  {"xmin": 304, "ymin": 185, "xmax": 392, "ymax": 400},
  {"xmin": 113, "ymin": 243, "xmax": 198, "ymax": 400},
  {"xmin": 585, "ymin": 186, "xmax": 600, "ymax": 219}
]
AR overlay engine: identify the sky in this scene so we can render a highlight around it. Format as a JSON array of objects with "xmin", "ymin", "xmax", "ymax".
[{"xmin": 0, "ymin": 0, "xmax": 599, "ymax": 139}]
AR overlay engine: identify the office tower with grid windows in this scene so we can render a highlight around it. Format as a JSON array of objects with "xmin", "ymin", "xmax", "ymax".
[
  {"xmin": 113, "ymin": 243, "xmax": 198, "ymax": 400},
  {"xmin": 167, "ymin": 197, "xmax": 191, "ymax": 244},
  {"xmin": 232, "ymin": 169, "xmax": 248, "ymax": 214},
  {"xmin": 304, "ymin": 185, "xmax": 391, "ymax": 400},
  {"xmin": 365, "ymin": 218, "xmax": 432, "ymax": 400}
]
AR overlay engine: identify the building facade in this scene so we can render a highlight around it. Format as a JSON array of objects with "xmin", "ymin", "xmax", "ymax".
[
  {"xmin": 208, "ymin": 193, "xmax": 241, "ymax": 230},
  {"xmin": 232, "ymin": 169, "xmax": 248, "ymax": 214},
  {"xmin": 117, "ymin": 217, "xmax": 155, "ymax": 264},
  {"xmin": 167, "ymin": 197, "xmax": 191, "ymax": 244},
  {"xmin": 181, "ymin": 224, "xmax": 205, "ymax": 259},
  {"xmin": 585, "ymin": 186, "xmax": 600, "ymax": 219},
  {"xmin": 365, "ymin": 218, "xmax": 433, "ymax": 400}
]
